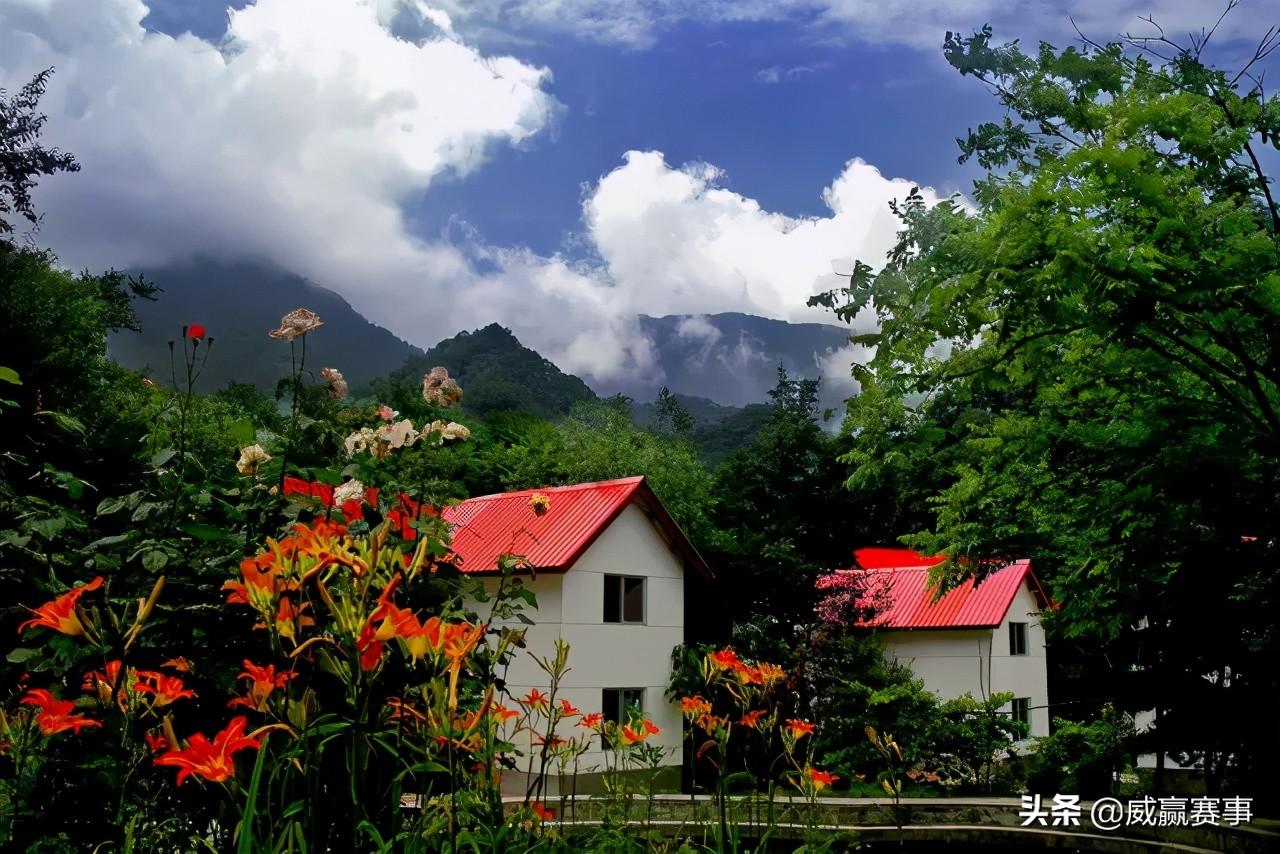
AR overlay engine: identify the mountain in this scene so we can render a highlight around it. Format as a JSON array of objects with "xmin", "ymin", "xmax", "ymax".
[
  {"xmin": 106, "ymin": 259, "xmax": 854, "ymax": 420},
  {"xmin": 631, "ymin": 392, "xmax": 773, "ymax": 466},
  {"xmin": 627, "ymin": 313, "xmax": 853, "ymax": 408},
  {"xmin": 108, "ymin": 259, "xmax": 422, "ymax": 392},
  {"xmin": 389, "ymin": 324, "xmax": 597, "ymax": 420}
]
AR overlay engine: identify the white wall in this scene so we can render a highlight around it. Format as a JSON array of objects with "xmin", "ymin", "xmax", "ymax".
[
  {"xmin": 992, "ymin": 582, "xmax": 1050, "ymax": 737},
  {"xmin": 878, "ymin": 581, "xmax": 1050, "ymax": 737},
  {"xmin": 466, "ymin": 503, "xmax": 686, "ymax": 779}
]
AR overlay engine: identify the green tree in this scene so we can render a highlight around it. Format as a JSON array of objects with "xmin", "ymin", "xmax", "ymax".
[
  {"xmin": 0, "ymin": 68, "xmax": 79, "ymax": 236},
  {"xmin": 814, "ymin": 16, "xmax": 1280, "ymax": 796},
  {"xmin": 705, "ymin": 367, "xmax": 862, "ymax": 643},
  {"xmin": 556, "ymin": 396, "xmax": 715, "ymax": 541},
  {"xmin": 653, "ymin": 385, "xmax": 695, "ymax": 435}
]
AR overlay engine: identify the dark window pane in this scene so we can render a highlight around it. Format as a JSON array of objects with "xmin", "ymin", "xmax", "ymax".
[
  {"xmin": 1009, "ymin": 622, "xmax": 1027, "ymax": 655},
  {"xmin": 604, "ymin": 575, "xmax": 621, "ymax": 623},
  {"xmin": 1012, "ymin": 698, "xmax": 1029, "ymax": 726},
  {"xmin": 623, "ymin": 577, "xmax": 644, "ymax": 623},
  {"xmin": 603, "ymin": 688, "xmax": 621, "ymax": 724}
]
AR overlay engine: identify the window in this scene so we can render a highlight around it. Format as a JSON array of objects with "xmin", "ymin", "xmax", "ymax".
[
  {"xmin": 603, "ymin": 575, "xmax": 645, "ymax": 624},
  {"xmin": 602, "ymin": 688, "xmax": 644, "ymax": 725},
  {"xmin": 601, "ymin": 688, "xmax": 644, "ymax": 747},
  {"xmin": 1009, "ymin": 621, "xmax": 1028, "ymax": 656},
  {"xmin": 1011, "ymin": 697, "xmax": 1031, "ymax": 728}
]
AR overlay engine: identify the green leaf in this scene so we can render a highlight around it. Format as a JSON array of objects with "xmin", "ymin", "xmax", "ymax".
[
  {"xmin": 27, "ymin": 516, "xmax": 67, "ymax": 541},
  {"xmin": 141, "ymin": 549, "xmax": 169, "ymax": 572},
  {"xmin": 7, "ymin": 648, "xmax": 40, "ymax": 664},
  {"xmin": 237, "ymin": 733, "xmax": 270, "ymax": 854},
  {"xmin": 34, "ymin": 410, "xmax": 85, "ymax": 435},
  {"xmin": 87, "ymin": 533, "xmax": 131, "ymax": 550},
  {"xmin": 150, "ymin": 449, "xmax": 177, "ymax": 468},
  {"xmin": 180, "ymin": 521, "xmax": 234, "ymax": 541},
  {"xmin": 0, "ymin": 366, "xmax": 21, "ymax": 385}
]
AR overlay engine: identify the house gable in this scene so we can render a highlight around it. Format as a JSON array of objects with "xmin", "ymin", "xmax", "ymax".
[
  {"xmin": 443, "ymin": 476, "xmax": 710, "ymax": 580},
  {"xmin": 829, "ymin": 552, "xmax": 1050, "ymax": 631}
]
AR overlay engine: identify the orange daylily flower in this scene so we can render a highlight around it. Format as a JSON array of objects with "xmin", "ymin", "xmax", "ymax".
[
  {"xmin": 160, "ymin": 657, "xmax": 194, "ymax": 673},
  {"xmin": 83, "ymin": 660, "xmax": 129, "ymax": 706},
  {"xmin": 785, "ymin": 719, "xmax": 815, "ymax": 738},
  {"xmin": 21, "ymin": 689, "xmax": 103, "ymax": 736},
  {"xmin": 372, "ymin": 600, "xmax": 417, "ymax": 642},
  {"xmin": 491, "ymin": 703, "xmax": 519, "ymax": 723},
  {"xmin": 733, "ymin": 663, "xmax": 764, "ymax": 686},
  {"xmin": 739, "ymin": 709, "xmax": 767, "ymax": 729},
  {"xmin": 154, "ymin": 716, "xmax": 262, "ymax": 785},
  {"xmin": 804, "ymin": 766, "xmax": 839, "ymax": 792},
  {"xmin": 680, "ymin": 696, "xmax": 712, "ymax": 717},
  {"xmin": 133, "ymin": 670, "xmax": 197, "ymax": 707},
  {"xmin": 227, "ymin": 660, "xmax": 293, "ymax": 711},
  {"xmin": 271, "ymin": 597, "xmax": 313, "ymax": 642},
  {"xmin": 755, "ymin": 662, "xmax": 786, "ymax": 685},
  {"xmin": 643, "ymin": 718, "xmax": 660, "ymax": 736},
  {"xmin": 144, "ymin": 730, "xmax": 169, "ymax": 753},
  {"xmin": 579, "ymin": 712, "xmax": 604, "ymax": 730},
  {"xmin": 531, "ymin": 802, "xmax": 557, "ymax": 821},
  {"xmin": 708, "ymin": 648, "xmax": 741, "ymax": 671},
  {"xmin": 695, "ymin": 713, "xmax": 725, "ymax": 734},
  {"xmin": 19, "ymin": 577, "xmax": 103, "ymax": 637},
  {"xmin": 356, "ymin": 621, "xmax": 385, "ymax": 672},
  {"xmin": 441, "ymin": 621, "xmax": 484, "ymax": 667},
  {"xmin": 518, "ymin": 688, "xmax": 549, "ymax": 711},
  {"xmin": 619, "ymin": 724, "xmax": 646, "ymax": 745},
  {"xmin": 559, "ymin": 698, "xmax": 581, "ymax": 717},
  {"xmin": 395, "ymin": 613, "xmax": 443, "ymax": 662}
]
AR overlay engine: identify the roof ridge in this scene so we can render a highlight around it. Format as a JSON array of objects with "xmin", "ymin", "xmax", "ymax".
[{"xmin": 458, "ymin": 476, "xmax": 645, "ymax": 504}]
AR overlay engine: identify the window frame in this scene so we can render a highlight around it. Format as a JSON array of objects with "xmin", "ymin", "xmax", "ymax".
[
  {"xmin": 1008, "ymin": 621, "xmax": 1029, "ymax": 656},
  {"xmin": 603, "ymin": 574, "xmax": 646, "ymax": 625},
  {"xmin": 1011, "ymin": 697, "xmax": 1031, "ymax": 728},
  {"xmin": 601, "ymin": 687, "xmax": 645, "ymax": 748}
]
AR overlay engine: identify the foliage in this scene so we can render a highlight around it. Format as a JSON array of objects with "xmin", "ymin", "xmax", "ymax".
[
  {"xmin": 386, "ymin": 324, "xmax": 597, "ymax": 420},
  {"xmin": 1024, "ymin": 706, "xmax": 1135, "ymax": 798},
  {"xmin": 0, "ymin": 69, "xmax": 79, "ymax": 235},
  {"xmin": 812, "ymin": 17, "xmax": 1280, "ymax": 797},
  {"xmin": 652, "ymin": 386, "xmax": 695, "ymax": 436},
  {"xmin": 556, "ymin": 397, "xmax": 716, "ymax": 543},
  {"xmin": 702, "ymin": 368, "xmax": 863, "ymax": 639}
]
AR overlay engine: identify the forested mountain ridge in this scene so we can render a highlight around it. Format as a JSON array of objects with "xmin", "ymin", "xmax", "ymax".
[
  {"xmin": 108, "ymin": 258, "xmax": 423, "ymax": 391},
  {"xmin": 387, "ymin": 323, "xmax": 598, "ymax": 420}
]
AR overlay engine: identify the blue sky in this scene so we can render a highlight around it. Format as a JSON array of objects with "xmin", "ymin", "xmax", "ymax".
[
  {"xmin": 2, "ymin": 0, "xmax": 1275, "ymax": 389},
  {"xmin": 141, "ymin": 1, "xmax": 997, "ymax": 256}
]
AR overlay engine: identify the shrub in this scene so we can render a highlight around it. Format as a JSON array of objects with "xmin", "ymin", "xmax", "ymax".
[{"xmin": 1024, "ymin": 705, "xmax": 1134, "ymax": 798}]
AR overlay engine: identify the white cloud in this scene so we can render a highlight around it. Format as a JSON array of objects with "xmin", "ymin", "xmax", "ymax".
[
  {"xmin": 2, "ymin": 0, "xmax": 946, "ymax": 392},
  {"xmin": 580, "ymin": 149, "xmax": 940, "ymax": 325},
  {"xmin": 754, "ymin": 64, "xmax": 823, "ymax": 84},
  {"xmin": 0, "ymin": 0, "xmax": 556, "ymax": 305},
  {"xmin": 433, "ymin": 0, "xmax": 1268, "ymax": 51}
]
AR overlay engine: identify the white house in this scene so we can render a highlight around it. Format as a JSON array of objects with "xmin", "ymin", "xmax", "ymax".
[
  {"xmin": 831, "ymin": 548, "xmax": 1053, "ymax": 738},
  {"xmin": 445, "ymin": 476, "xmax": 711, "ymax": 790}
]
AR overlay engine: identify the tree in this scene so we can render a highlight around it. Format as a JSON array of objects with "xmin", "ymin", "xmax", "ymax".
[
  {"xmin": 1, "ymin": 68, "xmax": 79, "ymax": 236},
  {"xmin": 555, "ymin": 397, "xmax": 715, "ymax": 542},
  {"xmin": 705, "ymin": 368, "xmax": 862, "ymax": 644},
  {"xmin": 653, "ymin": 385, "xmax": 695, "ymax": 435},
  {"xmin": 814, "ymin": 13, "xmax": 1280, "ymax": 797}
]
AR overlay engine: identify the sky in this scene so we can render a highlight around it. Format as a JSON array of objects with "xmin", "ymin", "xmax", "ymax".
[{"xmin": 1, "ymin": 0, "xmax": 1275, "ymax": 389}]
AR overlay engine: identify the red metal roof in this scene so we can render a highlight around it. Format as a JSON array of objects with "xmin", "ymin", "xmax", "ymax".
[
  {"xmin": 825, "ymin": 553, "xmax": 1049, "ymax": 630},
  {"xmin": 852, "ymin": 547, "xmax": 945, "ymax": 570},
  {"xmin": 442, "ymin": 476, "xmax": 711, "ymax": 580}
]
